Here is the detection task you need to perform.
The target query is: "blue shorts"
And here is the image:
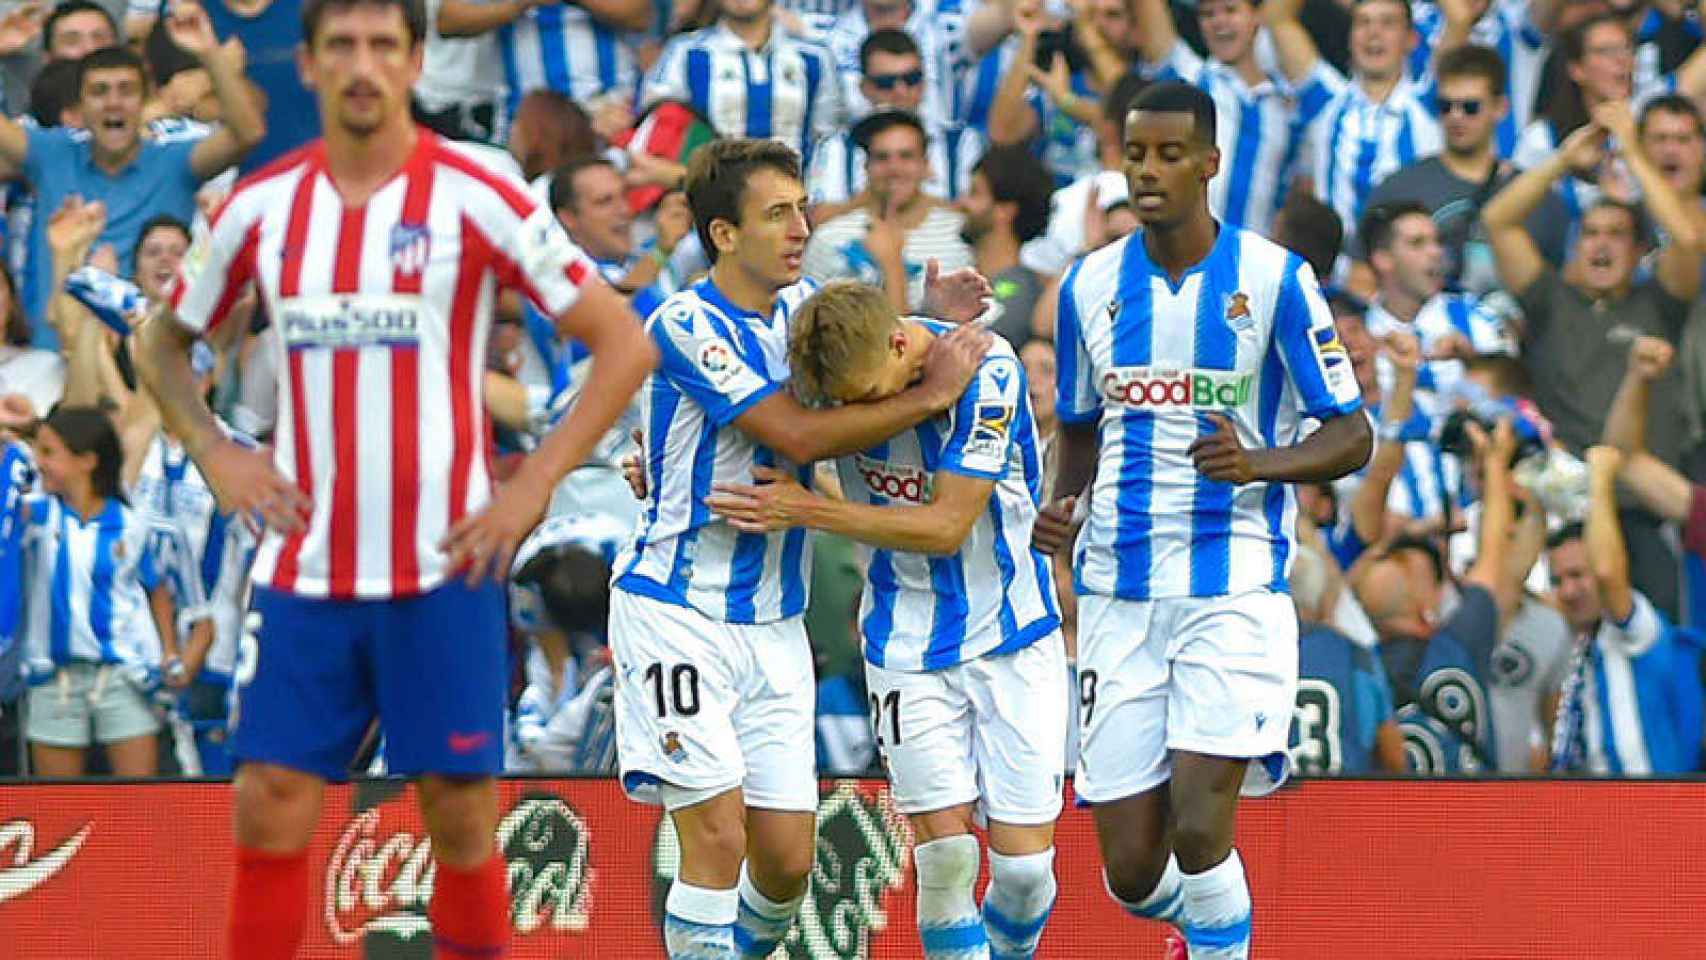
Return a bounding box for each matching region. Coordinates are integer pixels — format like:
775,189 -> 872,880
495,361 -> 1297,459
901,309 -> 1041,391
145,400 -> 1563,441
230,579 -> 507,781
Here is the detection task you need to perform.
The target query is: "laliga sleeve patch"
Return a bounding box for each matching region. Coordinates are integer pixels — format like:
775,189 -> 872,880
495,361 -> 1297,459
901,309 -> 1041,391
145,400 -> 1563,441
695,339 -> 742,390
963,402 -> 1015,464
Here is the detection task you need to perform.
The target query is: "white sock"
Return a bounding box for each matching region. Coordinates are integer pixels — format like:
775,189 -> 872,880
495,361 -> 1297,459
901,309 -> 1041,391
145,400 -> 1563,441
1107,854 -> 1185,927
982,848 -> 1057,960
914,835 -> 990,960
665,880 -> 738,960
734,860 -> 803,959
1180,850 -> 1252,960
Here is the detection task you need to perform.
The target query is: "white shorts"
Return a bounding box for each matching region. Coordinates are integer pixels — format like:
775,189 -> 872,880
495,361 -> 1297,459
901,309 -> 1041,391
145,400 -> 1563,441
26,663 -> 161,748
1075,590 -> 1298,805
866,632 -> 1068,825
609,589 -> 817,812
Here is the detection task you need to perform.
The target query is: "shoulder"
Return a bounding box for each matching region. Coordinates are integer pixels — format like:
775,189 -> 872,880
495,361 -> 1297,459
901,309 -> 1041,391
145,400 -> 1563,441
1063,234 -> 1129,298
437,138 -> 527,181
813,209 -> 867,242
432,135 -> 538,216
217,143 -> 319,220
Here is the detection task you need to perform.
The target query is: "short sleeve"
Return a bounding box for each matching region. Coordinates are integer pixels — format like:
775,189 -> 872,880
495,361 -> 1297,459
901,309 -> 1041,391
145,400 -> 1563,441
492,202 -> 597,320
1270,255 -> 1362,420
642,37 -> 691,108
21,125 -> 71,184
1294,61 -> 1347,129
650,299 -> 779,428
1155,39 -> 1205,83
1054,259 -> 1100,425
941,353 -> 1022,479
171,194 -> 261,335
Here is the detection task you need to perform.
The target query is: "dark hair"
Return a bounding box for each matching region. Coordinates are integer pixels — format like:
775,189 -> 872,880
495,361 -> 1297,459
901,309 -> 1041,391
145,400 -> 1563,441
1384,534 -> 1445,584
302,0 -> 425,47
972,144 -> 1053,243
75,46 -> 148,97
1359,200 -> 1432,256
509,89 -> 600,182
549,155 -> 619,213
0,260 -> 26,347
1585,196 -> 1649,244
29,59 -> 80,127
1543,14 -> 1631,140
44,1 -> 115,57
1275,192 -> 1344,280
145,15 -> 201,90
852,108 -> 926,152
1130,80 -> 1217,145
1104,71 -> 1150,129
42,406 -> 125,502
1639,93 -> 1706,141
685,138 -> 802,265
1546,521 -> 1585,552
515,545 -> 612,636
859,27 -> 920,74
1353,0 -> 1412,28
1464,353 -> 1533,398
133,214 -> 191,264
1436,43 -> 1507,98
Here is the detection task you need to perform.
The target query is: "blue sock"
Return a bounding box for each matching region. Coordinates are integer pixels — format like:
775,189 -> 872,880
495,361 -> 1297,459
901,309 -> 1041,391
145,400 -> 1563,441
915,835 -> 990,960
733,861 -> 803,958
665,880 -> 737,960
982,848 -> 1056,960
1108,854 -> 1184,927
1180,850 -> 1252,960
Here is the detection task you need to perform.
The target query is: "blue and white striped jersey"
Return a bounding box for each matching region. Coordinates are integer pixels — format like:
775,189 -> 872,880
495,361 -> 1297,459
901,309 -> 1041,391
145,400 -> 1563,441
17,495 -> 173,684
826,0 -> 971,127
1563,591 -> 1706,775
1154,40 -> 1299,237
0,442 -> 34,656
643,23 -> 843,165
1295,63 -> 1442,246
777,0 -> 861,41
1410,0 -> 1547,159
1056,227 -> 1364,600
615,277 -> 818,624
1366,292 -> 1510,419
837,325 -> 1060,672
498,6 -> 638,117
132,434 -> 259,683
806,122 -> 985,205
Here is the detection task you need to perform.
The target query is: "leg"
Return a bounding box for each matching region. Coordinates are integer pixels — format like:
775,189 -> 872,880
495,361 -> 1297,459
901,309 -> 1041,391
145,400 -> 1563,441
666,787 -> 748,959
417,775 -> 508,960
909,804 -> 988,960
734,806 -> 815,958
102,732 -> 159,777
230,761 -> 326,960
983,822 -> 1057,960
1092,785 -> 1183,925
1166,753 -> 1253,960
29,743 -> 87,776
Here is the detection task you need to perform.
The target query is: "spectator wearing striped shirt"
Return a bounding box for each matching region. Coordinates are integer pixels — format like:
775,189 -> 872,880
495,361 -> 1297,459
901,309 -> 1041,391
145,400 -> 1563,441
826,0 -> 972,128
1408,0 -> 1550,160
801,109 -> 975,313
1266,0 -> 1441,268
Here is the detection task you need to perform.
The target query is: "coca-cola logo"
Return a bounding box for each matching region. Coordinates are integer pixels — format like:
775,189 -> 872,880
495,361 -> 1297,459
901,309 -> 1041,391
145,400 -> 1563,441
0,819 -> 91,905
323,794 -> 593,946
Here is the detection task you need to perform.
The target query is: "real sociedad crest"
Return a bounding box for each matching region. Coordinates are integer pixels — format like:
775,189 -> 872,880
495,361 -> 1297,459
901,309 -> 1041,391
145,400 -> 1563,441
389,223 -> 431,277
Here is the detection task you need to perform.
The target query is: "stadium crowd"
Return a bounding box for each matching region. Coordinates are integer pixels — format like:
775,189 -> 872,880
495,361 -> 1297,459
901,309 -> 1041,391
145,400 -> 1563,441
1,0 -> 1705,782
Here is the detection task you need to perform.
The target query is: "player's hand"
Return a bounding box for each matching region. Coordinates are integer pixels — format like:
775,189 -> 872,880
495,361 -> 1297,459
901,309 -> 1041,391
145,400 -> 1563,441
917,322 -> 993,411
1629,336 -> 1674,381
440,464 -> 553,586
1425,330 -> 1473,363
1558,122 -> 1609,177
1031,494 -> 1082,556
198,436 -> 309,534
921,259 -> 993,325
622,428 -> 648,500
1592,99 -> 1638,149
705,465 -> 811,533
165,1 -> 221,59
654,191 -> 693,255
0,2 -> 45,57
1381,329 -> 1422,375
1188,413 -> 1256,484
864,193 -> 906,267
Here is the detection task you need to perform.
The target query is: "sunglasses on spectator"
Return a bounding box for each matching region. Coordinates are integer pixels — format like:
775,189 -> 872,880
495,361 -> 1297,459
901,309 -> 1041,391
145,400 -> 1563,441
869,69 -> 924,90
1434,97 -> 1484,117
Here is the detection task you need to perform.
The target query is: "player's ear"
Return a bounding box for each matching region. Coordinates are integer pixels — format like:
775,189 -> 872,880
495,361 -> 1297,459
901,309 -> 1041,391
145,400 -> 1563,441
890,329 -> 908,357
709,217 -> 738,257
1201,144 -> 1221,182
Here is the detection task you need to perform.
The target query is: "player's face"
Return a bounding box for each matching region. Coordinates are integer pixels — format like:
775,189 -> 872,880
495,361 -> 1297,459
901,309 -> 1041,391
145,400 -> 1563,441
1378,213 -> 1444,302
957,171 -> 997,244
1020,338 -> 1056,427
30,426 -> 92,498
300,4 -> 423,139
1547,539 -> 1604,632
862,0 -> 911,31
860,50 -> 926,114
1197,0 -> 1258,65
1331,308 -> 1379,402
1091,0 -> 1135,51
1571,205 -> 1640,296
134,225 -> 189,303
78,66 -> 145,159
1640,109 -> 1706,194
1568,22 -> 1635,104
1349,0 -> 1414,82
1435,75 -> 1504,156
722,167 -> 811,291
49,11 -> 115,63
865,125 -> 929,210
1123,110 -> 1218,229
562,165 -> 634,263
721,0 -> 772,24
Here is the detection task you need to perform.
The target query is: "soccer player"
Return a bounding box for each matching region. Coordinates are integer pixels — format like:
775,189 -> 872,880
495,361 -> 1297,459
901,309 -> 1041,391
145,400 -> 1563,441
1036,82 -> 1372,960
704,279 -> 1066,960
609,137 -> 992,960
134,0 -> 659,957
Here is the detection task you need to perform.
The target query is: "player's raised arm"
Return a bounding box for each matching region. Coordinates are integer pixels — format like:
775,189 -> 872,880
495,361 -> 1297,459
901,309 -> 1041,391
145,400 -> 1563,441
1603,337 -> 1692,524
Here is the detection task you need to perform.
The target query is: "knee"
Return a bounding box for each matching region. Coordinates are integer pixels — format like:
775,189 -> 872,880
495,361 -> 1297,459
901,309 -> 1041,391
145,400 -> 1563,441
751,840 -> 813,893
914,834 -> 981,891
1102,845 -> 1169,904
418,777 -> 499,865
1168,806 -> 1231,869
234,764 -> 322,852
677,807 -> 748,873
989,846 -> 1055,899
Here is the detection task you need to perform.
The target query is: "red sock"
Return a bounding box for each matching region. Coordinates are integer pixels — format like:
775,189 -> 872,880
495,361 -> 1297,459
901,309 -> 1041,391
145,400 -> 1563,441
430,852 -> 511,959
227,846 -> 309,960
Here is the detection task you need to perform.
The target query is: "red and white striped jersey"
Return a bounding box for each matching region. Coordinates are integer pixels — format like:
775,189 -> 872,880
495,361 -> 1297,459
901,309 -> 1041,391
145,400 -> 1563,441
171,129 -> 595,600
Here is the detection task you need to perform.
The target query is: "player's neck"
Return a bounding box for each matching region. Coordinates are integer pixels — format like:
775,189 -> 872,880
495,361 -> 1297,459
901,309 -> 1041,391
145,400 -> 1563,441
323,121 -> 420,207
1355,71 -> 1401,104
723,13 -> 773,50
1440,145 -> 1496,183
1224,51 -> 1264,88
711,259 -> 782,315
1142,212 -> 1219,283
61,485 -> 104,522
1378,286 -> 1425,323
975,230 -> 1020,276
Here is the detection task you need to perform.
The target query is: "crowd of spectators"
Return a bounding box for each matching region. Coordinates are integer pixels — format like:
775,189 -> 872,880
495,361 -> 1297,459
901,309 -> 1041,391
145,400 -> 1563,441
3,0 -> 1706,781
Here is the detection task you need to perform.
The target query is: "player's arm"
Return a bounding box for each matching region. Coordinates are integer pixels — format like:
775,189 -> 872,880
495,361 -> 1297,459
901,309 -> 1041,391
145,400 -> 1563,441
1596,101 -> 1706,299
987,3 -> 1043,146
1349,332 -> 1420,546
1461,420 -> 1519,621
173,3 -> 267,181
1262,0 -> 1322,86
709,465 -> 995,556
1035,262 -> 1103,554
1483,125 -> 1605,298
1584,445 -> 1636,625
1603,336 -> 1693,523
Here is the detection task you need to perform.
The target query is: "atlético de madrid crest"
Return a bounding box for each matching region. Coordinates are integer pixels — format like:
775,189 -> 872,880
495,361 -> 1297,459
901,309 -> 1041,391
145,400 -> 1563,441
389,223 -> 431,276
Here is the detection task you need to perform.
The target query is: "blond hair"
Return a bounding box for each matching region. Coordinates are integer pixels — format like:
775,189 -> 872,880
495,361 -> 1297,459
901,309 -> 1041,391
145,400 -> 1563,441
787,280 -> 902,403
